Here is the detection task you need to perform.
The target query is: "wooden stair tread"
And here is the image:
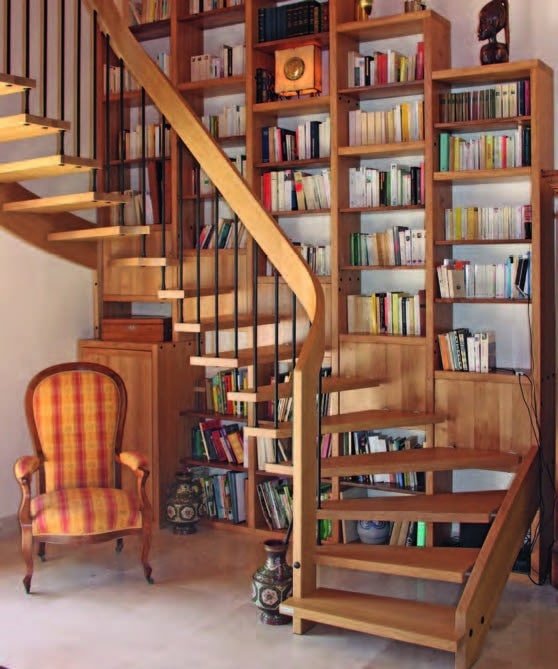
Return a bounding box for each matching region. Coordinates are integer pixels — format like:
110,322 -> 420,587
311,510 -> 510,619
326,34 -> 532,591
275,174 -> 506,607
158,287 -> 234,300
0,114 -> 70,142
0,155 -> 99,182
281,588 -> 459,652
228,375 -> 379,403
48,225 -> 150,241
0,73 -> 36,95
175,313 -> 276,334
317,491 -> 506,523
110,257 -> 177,267
5,192 -> 131,214
315,545 -> 480,583
320,447 -> 522,477
244,410 -> 445,439
190,343 -> 312,369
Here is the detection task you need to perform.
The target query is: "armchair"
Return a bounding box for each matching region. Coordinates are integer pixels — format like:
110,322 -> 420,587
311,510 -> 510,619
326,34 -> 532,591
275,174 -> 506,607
14,362 -> 153,593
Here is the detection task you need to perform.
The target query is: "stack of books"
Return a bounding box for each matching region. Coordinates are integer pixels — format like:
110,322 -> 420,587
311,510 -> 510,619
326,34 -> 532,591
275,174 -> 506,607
444,205 -> 531,240
438,329 -> 496,373
261,169 -> 331,212
347,291 -> 426,336
439,128 -> 531,171
347,43 -> 424,88
257,1 -> 329,42
349,227 -> 425,267
192,419 -> 245,465
198,470 -> 248,523
349,164 -> 424,208
261,119 -> 330,162
439,80 -> 530,122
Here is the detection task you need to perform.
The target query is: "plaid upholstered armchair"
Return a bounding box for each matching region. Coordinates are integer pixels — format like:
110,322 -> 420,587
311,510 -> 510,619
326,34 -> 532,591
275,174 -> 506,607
14,362 -> 153,593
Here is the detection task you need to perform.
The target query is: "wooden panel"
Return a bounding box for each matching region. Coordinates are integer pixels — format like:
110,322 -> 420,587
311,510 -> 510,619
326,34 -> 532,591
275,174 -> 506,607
7,192 -> 131,215
110,257 -> 176,267
281,588 -> 459,652
435,379 -> 534,454
338,141 -> 425,159
433,59 -> 550,84
318,491 -> 505,523
315,545 -> 479,583
48,225 -> 149,241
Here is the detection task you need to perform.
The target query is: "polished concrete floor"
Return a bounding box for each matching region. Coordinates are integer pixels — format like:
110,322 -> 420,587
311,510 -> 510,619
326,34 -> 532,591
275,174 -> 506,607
0,524 -> 557,669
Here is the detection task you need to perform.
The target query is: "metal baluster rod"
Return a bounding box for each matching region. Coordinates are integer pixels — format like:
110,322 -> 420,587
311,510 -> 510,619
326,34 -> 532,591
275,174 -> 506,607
5,0 -> 11,74
160,118 -> 167,290
177,142 -> 184,324
58,0 -> 65,156
104,33 -> 110,200
75,0 -> 82,157
252,243 -> 259,427
213,189 -> 220,356
91,10 -> 97,190
24,0 -> 30,114
195,162 -> 202,355
233,214 -> 239,358
118,58 -> 125,226
140,87 -> 147,256
42,0 -> 48,116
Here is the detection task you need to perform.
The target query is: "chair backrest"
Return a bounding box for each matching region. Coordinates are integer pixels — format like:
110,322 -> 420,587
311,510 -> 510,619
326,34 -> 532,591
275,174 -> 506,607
25,362 -> 127,493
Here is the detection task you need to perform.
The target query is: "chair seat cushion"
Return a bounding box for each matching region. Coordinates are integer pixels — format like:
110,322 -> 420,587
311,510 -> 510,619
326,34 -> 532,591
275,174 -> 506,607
31,488 -> 142,536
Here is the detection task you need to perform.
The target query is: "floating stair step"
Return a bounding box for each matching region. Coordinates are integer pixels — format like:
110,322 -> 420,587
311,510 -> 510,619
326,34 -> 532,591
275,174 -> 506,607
175,314 -> 276,334
228,375 -> 380,403
110,257 -> 177,267
317,491 -> 505,523
244,409 -> 445,439
0,114 -> 69,142
5,192 -> 131,214
0,73 -> 36,95
158,287 -> 234,300
263,447 -> 521,478
190,343 -> 311,369
0,155 -> 99,182
315,545 -> 480,584
48,225 -> 150,242
280,588 -> 459,652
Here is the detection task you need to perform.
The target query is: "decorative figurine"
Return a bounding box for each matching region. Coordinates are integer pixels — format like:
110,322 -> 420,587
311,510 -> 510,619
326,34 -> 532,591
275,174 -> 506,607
355,0 -> 374,22
478,0 -> 510,65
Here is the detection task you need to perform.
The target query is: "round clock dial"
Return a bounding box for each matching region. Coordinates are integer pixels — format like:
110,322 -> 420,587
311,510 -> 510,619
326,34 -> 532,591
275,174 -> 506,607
284,56 -> 305,81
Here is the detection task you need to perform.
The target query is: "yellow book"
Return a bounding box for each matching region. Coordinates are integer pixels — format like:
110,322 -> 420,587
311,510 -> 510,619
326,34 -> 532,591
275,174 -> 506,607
401,103 -> 410,142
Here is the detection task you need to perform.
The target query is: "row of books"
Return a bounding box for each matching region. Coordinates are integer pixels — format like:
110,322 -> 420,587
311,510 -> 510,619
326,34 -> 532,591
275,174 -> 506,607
444,205 -> 532,241
340,432 -> 424,490
261,169 -> 331,212
347,290 -> 426,337
127,0 -> 170,24
261,119 -> 331,163
347,43 -> 424,88
438,329 -> 496,373
198,470 -> 247,524
257,479 -> 292,530
263,366 -> 332,422
190,45 -> 245,82
196,156 -> 247,195
110,190 -> 156,226
439,80 -> 531,123
349,228 -> 426,267
348,102 -> 425,146
197,218 -> 248,250
255,68 -> 278,104
437,254 -> 531,299
192,419 -> 245,464
202,369 -> 249,418
188,0 -> 243,14
105,52 -> 169,95
120,123 -> 170,160
266,243 -> 331,277
202,105 -> 246,139
439,128 -> 531,171
257,0 -> 329,43
348,164 -> 424,209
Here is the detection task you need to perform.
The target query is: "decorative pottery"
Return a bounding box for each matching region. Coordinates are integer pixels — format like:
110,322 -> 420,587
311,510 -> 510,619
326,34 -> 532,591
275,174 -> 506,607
355,0 -> 374,22
165,469 -> 204,534
357,520 -> 391,544
251,540 -> 293,625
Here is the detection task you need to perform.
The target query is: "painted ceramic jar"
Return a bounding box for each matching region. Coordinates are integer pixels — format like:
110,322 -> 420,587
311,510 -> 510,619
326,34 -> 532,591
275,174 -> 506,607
251,540 -> 293,625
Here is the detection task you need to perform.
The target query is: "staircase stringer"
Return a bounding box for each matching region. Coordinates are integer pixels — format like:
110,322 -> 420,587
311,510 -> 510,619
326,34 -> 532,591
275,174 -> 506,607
454,446 -> 539,669
88,0 -> 325,606
0,182 -> 97,269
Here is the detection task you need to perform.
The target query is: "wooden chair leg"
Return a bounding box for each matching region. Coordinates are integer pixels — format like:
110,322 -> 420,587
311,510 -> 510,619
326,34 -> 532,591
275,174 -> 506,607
38,541 -> 46,561
116,538 -> 124,553
21,526 -> 34,594
141,526 -> 153,584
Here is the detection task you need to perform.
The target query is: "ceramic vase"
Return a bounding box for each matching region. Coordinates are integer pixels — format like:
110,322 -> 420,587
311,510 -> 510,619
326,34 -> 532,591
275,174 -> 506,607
166,469 -> 204,534
357,520 -> 391,544
251,540 -> 293,625
355,0 -> 374,22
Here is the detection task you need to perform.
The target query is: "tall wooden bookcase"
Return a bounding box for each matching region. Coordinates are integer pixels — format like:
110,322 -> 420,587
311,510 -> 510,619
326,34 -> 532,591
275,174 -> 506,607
88,1 -> 555,576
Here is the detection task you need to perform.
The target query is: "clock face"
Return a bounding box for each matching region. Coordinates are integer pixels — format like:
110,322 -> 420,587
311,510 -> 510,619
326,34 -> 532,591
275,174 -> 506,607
284,56 -> 305,82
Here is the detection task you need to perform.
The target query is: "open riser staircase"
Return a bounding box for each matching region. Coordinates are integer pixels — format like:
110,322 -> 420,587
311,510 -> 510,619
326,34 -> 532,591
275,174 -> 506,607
0,2 -> 547,667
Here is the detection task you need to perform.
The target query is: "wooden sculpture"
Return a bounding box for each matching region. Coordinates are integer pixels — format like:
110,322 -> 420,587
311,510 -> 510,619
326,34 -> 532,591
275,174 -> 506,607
478,0 -> 510,65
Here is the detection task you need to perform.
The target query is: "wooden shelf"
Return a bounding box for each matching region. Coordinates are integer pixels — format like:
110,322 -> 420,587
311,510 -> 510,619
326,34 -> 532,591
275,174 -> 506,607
253,95 -> 330,117
434,167 -> 532,182
180,409 -> 247,421
259,275 -> 331,284
436,239 -> 531,246
178,76 -> 246,96
129,19 -> 170,41
216,134 -> 246,146
339,80 -> 424,101
180,457 -> 247,473
255,32 -> 330,53
110,156 -> 170,167
340,204 -> 424,214
271,209 -> 330,217
340,334 -> 426,345
435,298 -> 530,304
180,5 -> 245,29
339,481 -> 424,495
341,265 -> 425,271
339,141 -> 425,159
182,248 -> 247,257
432,59 -> 548,85
337,10 -> 445,40
434,370 -> 528,384
435,116 -> 531,132
256,158 -> 330,169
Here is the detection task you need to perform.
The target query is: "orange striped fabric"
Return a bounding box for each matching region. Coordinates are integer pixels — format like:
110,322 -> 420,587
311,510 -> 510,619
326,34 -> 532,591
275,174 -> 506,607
32,370 -> 120,492
30,488 -> 141,536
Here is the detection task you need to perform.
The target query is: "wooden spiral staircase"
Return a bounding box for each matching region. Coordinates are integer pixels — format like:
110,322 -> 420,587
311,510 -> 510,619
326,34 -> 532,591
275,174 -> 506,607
0,2 -> 549,667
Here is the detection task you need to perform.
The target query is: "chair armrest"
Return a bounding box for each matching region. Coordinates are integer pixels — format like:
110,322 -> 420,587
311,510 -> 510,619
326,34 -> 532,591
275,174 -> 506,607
117,451 -> 149,472
14,455 -> 40,481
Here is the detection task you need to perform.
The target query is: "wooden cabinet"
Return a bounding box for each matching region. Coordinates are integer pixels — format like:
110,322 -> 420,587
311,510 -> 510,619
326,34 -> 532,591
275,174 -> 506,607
79,339 -> 197,526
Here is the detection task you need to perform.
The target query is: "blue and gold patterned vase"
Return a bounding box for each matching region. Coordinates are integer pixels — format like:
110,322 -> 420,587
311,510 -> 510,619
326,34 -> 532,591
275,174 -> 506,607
251,540 -> 293,625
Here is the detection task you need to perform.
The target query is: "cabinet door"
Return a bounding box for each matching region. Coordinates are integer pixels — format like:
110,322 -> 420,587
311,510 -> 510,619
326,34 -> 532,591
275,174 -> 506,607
80,348 -> 154,499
